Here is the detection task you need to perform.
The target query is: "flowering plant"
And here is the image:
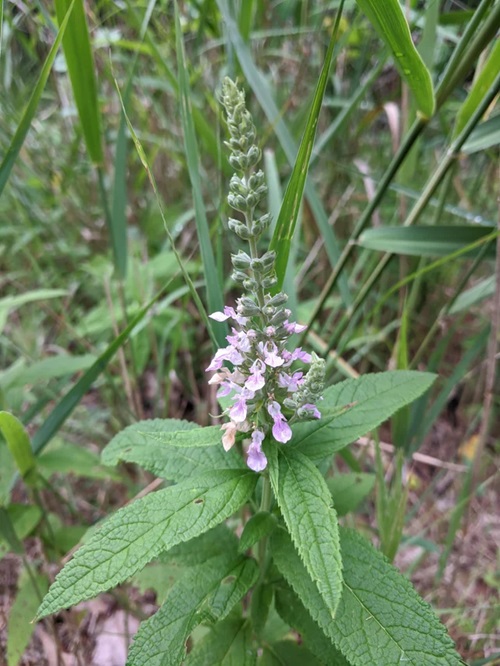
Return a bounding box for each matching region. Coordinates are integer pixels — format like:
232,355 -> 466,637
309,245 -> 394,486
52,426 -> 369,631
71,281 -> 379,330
207,79 -> 325,473
35,79 -> 461,666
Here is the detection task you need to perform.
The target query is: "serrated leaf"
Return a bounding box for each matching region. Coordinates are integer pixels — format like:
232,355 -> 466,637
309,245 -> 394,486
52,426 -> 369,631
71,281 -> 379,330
102,419 -> 243,480
274,587 -> 351,666
185,617 -> 256,666
128,556 -> 257,666
37,469 -> 257,619
272,528 -> 462,666
258,640 -> 324,666
291,371 -> 436,461
327,473 -> 375,517
7,570 -> 49,666
0,412 -> 36,483
269,447 -> 343,619
239,512 -> 278,554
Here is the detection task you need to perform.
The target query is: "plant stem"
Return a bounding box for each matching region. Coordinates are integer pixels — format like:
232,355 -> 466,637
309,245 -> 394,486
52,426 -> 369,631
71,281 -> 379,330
258,474 -> 272,579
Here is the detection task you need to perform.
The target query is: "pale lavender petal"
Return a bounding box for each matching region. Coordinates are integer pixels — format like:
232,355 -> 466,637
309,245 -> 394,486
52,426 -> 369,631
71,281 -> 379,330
247,444 -> 267,472
267,400 -> 282,420
216,381 -> 233,398
284,321 -> 307,334
300,403 -> 321,419
230,398 -> 247,423
272,419 -> 292,443
245,372 -> 265,391
290,347 -> 312,363
252,429 -> 265,446
259,342 -> 284,368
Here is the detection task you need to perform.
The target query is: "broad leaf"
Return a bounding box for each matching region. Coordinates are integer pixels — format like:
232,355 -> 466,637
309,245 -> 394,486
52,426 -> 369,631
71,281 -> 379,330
38,444 -> 120,481
268,447 -> 343,618
128,555 -> 258,666
273,591 -> 351,666
238,512 -> 278,554
0,505 -> 42,559
327,473 -> 375,517
290,371 -> 436,461
258,641 -> 324,666
185,617 -> 256,666
102,419 -> 243,481
37,469 -> 257,618
355,0 -> 435,118
272,528 -> 462,666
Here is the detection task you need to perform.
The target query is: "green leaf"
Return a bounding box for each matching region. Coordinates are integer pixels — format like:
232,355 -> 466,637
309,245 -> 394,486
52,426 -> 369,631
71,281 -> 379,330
36,469 -> 257,619
269,9 -> 342,290
38,444 -> 120,481
462,115 -> 500,154
9,354 -> 97,386
272,528 -> 462,666
7,570 -> 49,666
355,0 -> 435,118
268,447 -> 343,619
31,288 -> 166,457
449,276 -> 495,314
101,420 -> 243,481
0,412 -> 36,483
0,2 -> 75,197
128,556 -> 258,666
258,641 -> 324,666
174,1 -> 225,340
0,505 -> 42,559
290,371 -> 436,461
274,587 -> 351,666
54,0 -> 104,164
326,473 -> 375,517
238,512 -> 278,554
0,289 -> 67,336
358,226 -> 497,258
454,38 -> 500,138
185,617 -> 256,666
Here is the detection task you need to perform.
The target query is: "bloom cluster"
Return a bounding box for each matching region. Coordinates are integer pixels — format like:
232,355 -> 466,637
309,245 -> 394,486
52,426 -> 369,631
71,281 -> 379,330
206,78 -> 324,472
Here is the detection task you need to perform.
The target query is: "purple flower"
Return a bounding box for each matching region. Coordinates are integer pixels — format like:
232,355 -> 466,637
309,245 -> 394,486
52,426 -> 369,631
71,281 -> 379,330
267,400 -> 292,443
209,306 -> 248,326
284,320 -> 307,334
282,347 -> 312,366
278,371 -> 304,392
229,397 -> 247,423
272,419 -> 292,443
299,403 -> 321,419
258,341 -> 284,368
245,359 -> 266,391
247,429 -> 267,472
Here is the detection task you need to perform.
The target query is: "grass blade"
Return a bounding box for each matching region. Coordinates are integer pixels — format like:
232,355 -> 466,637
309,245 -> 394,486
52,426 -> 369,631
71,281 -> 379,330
174,1 -> 225,340
54,0 -> 104,165
0,0 -> 75,197
355,0 -> 435,118
269,1 -> 345,290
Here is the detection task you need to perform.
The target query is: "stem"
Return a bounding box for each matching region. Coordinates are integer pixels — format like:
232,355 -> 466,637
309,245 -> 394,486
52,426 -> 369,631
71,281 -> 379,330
258,474 -> 273,580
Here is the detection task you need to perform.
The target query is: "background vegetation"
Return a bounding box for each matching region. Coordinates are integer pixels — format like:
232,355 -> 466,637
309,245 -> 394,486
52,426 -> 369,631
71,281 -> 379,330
0,0 -> 498,663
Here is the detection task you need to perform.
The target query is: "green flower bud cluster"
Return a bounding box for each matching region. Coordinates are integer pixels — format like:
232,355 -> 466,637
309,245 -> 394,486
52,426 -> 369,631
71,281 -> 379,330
284,352 -> 326,413
220,76 -> 278,301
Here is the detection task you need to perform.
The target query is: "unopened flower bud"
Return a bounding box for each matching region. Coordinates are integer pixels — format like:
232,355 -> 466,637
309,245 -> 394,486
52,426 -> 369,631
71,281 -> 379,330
239,297 -> 260,316
261,275 -> 278,289
231,251 -> 252,270
266,292 -> 288,307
